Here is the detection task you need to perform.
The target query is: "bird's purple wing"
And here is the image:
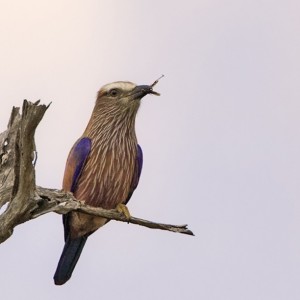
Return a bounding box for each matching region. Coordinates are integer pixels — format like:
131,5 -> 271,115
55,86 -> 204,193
62,137 -> 91,240
62,137 -> 92,193
125,144 -> 143,204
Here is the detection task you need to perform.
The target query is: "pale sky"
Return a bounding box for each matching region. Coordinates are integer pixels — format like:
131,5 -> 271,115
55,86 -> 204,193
1,1 -> 300,299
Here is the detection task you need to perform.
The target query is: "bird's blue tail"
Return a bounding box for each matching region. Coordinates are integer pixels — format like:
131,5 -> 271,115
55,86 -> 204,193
54,235 -> 88,285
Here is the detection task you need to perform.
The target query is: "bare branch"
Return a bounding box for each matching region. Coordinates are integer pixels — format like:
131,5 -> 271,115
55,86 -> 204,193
33,187 -> 194,236
0,100 -> 49,242
0,100 -> 194,244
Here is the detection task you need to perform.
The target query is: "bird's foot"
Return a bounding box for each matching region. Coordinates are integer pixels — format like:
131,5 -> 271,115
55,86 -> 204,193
116,203 -> 131,222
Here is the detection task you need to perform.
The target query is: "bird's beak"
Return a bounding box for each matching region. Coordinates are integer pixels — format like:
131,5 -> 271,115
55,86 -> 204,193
131,85 -> 160,100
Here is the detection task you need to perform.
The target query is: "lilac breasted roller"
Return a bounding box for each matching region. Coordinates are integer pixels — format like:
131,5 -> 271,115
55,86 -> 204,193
54,81 -> 160,285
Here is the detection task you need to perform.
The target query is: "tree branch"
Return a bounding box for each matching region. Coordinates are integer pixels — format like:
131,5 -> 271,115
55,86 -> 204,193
0,100 -> 194,244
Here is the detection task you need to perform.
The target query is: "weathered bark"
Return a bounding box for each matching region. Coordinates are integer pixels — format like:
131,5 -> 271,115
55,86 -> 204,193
0,100 -> 194,244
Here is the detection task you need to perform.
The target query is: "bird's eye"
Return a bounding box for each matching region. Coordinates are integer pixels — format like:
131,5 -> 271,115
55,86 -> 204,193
109,89 -> 119,97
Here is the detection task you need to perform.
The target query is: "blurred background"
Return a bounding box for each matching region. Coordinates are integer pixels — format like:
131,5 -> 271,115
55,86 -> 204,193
0,1 -> 300,299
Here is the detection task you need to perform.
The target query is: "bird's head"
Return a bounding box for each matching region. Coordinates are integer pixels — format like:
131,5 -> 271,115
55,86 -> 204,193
84,78 -> 162,137
95,81 -> 160,114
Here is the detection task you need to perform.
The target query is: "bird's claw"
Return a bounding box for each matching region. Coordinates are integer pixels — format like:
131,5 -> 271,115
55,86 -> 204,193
116,203 -> 131,222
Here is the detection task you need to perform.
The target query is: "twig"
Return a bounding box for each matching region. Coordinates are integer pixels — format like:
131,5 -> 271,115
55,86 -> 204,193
33,187 -> 194,236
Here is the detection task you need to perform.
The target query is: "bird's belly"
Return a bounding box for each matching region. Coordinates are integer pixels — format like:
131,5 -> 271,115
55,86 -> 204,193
69,211 -> 107,238
74,146 -> 135,209
69,148 -> 136,238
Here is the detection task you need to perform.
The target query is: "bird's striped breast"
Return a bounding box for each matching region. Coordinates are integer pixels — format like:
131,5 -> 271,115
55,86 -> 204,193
73,132 -> 137,209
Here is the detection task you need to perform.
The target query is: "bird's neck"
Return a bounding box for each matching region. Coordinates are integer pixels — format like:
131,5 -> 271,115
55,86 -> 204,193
83,104 -> 138,145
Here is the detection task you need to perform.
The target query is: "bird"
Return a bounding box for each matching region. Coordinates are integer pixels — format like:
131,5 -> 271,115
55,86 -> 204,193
53,79 -> 161,285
